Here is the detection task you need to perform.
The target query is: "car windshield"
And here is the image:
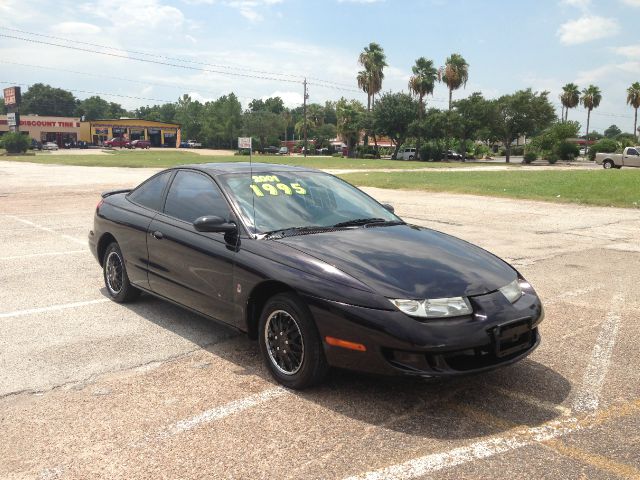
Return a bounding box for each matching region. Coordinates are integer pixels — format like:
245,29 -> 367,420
218,171 -> 401,236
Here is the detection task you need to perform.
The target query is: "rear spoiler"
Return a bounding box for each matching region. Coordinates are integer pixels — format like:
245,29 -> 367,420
101,188 -> 132,198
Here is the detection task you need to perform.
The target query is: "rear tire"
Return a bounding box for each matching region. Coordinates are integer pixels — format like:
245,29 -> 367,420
103,242 -> 140,303
603,160 -> 614,169
258,293 -> 328,389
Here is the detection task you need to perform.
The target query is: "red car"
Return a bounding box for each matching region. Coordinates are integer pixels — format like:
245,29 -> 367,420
104,137 -> 130,148
129,140 -> 151,149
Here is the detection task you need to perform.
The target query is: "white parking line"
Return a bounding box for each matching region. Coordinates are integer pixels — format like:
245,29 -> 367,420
343,417 -> 581,480
6,215 -> 87,246
164,387 -> 287,436
572,295 -> 623,413
0,299 -> 109,319
490,386 -> 572,416
0,250 -> 87,260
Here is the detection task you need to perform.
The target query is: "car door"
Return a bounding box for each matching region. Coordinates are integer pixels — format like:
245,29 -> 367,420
147,170 -> 237,324
624,148 -> 640,167
123,170 -> 173,288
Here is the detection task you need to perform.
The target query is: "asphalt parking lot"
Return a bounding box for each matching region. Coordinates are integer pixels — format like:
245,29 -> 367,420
1,160 -> 639,480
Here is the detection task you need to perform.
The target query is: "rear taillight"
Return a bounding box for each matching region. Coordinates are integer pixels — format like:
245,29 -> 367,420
96,199 -> 104,210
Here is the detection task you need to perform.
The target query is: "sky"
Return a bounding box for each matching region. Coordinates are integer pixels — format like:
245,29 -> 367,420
0,0 -> 639,133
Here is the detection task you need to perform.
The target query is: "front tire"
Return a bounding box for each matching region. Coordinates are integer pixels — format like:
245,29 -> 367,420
259,293 -> 328,389
103,242 -> 140,303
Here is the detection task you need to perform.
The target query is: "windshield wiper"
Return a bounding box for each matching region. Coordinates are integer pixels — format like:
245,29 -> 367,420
262,225 -> 331,239
332,218 -> 404,228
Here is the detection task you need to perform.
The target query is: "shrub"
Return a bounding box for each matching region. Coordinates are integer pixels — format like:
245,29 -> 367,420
363,153 -> 376,159
0,132 -> 31,153
523,150 -> 538,164
235,149 -> 251,156
332,152 -> 343,158
546,152 -> 559,164
555,141 -> 580,160
510,145 -> 525,156
588,138 -> 618,161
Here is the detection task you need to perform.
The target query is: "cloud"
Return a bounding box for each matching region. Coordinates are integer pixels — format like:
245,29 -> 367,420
557,15 -> 619,45
79,0 -> 185,30
50,21 -> 102,35
226,0 -> 282,22
561,0 -> 590,8
621,0 -> 640,5
264,90 -> 303,108
613,44 -> 640,58
338,0 -> 384,3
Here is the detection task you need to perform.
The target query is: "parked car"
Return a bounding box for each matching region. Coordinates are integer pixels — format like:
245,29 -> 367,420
129,139 -> 151,149
596,146 -> 640,169
317,147 -> 330,155
90,163 -> 543,389
261,146 -> 279,155
278,146 -> 289,155
180,140 -> 202,148
396,147 -> 417,160
104,137 -> 130,148
42,142 -> 59,151
446,150 -> 463,160
30,139 -> 42,150
77,141 -> 89,149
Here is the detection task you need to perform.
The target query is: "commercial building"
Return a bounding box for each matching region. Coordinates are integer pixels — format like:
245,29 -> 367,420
0,115 -> 81,146
79,118 -> 181,147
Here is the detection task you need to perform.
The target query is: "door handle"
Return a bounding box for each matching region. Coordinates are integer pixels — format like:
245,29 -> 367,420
151,230 -> 164,240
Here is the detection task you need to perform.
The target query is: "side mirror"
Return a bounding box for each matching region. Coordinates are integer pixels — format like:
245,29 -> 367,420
382,203 -> 395,213
194,216 -> 237,233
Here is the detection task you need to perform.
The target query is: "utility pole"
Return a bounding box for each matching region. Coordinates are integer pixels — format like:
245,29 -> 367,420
303,78 -> 308,158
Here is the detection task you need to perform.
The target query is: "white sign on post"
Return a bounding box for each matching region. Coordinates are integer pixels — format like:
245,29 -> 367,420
238,137 -> 252,149
7,112 -> 17,127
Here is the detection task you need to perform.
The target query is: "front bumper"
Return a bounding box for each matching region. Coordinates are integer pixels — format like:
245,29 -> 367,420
303,288 -> 544,377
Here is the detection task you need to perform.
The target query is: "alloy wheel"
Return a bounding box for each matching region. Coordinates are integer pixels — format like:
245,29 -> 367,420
264,310 -> 305,375
105,251 -> 124,294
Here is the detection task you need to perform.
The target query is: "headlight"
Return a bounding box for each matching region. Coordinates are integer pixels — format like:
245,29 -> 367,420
389,297 -> 472,318
499,278 -> 524,303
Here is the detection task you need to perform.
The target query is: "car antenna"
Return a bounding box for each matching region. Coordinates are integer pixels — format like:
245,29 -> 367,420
240,135 -> 256,237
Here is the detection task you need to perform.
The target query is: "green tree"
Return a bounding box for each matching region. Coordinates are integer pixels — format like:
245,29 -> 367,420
604,124 -> 622,138
441,53 -> 469,110
336,98 -> 365,157
21,83 -> 77,116
175,94 -> 204,140
357,42 -> 387,147
453,92 -> 489,160
249,97 -> 285,114
77,96 -> 110,120
488,89 -> 556,163
201,93 -> 242,148
242,111 -> 284,149
408,57 -> 439,158
560,83 -> 580,122
373,92 -> 418,159
314,123 -> 337,149
581,85 -> 602,153
627,81 -> 640,140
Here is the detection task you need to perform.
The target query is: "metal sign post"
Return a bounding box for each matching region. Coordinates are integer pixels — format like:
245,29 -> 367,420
238,136 -> 255,234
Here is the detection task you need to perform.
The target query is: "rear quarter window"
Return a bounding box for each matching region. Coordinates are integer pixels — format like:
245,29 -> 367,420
127,171 -> 172,211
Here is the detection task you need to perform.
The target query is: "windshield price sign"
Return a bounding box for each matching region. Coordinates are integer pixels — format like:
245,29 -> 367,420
238,137 -> 252,149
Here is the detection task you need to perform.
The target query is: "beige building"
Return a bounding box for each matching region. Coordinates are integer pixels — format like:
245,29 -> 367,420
0,115 -> 81,146
79,118 -> 181,148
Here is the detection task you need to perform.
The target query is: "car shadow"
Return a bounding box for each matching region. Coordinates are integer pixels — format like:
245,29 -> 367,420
114,291 -> 573,441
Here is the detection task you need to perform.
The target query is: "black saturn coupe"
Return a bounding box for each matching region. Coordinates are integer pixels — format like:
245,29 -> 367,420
89,163 -> 544,389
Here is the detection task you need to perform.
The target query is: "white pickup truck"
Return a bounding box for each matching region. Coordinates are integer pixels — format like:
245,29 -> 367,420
595,146 -> 640,169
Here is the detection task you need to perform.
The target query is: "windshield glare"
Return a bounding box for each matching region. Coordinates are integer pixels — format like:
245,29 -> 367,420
219,171 -> 400,235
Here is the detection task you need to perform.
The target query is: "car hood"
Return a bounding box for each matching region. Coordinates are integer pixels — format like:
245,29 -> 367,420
275,224 -> 516,299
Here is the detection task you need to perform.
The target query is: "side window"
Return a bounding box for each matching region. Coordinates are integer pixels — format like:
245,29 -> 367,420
627,148 -> 638,156
128,171 -> 171,211
164,171 -> 231,223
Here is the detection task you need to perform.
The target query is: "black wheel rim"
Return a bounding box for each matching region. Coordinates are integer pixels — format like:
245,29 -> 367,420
264,310 -> 304,375
105,251 -> 124,294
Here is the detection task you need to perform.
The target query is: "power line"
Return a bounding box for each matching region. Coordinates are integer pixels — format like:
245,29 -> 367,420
0,59 -> 257,102
0,81 -> 175,104
0,26 -> 358,91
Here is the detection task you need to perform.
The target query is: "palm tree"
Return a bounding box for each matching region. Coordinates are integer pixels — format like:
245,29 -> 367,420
441,53 -> 469,110
357,42 -> 387,147
581,85 -> 602,153
560,83 -> 580,122
408,57 -> 439,159
627,82 -> 640,141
